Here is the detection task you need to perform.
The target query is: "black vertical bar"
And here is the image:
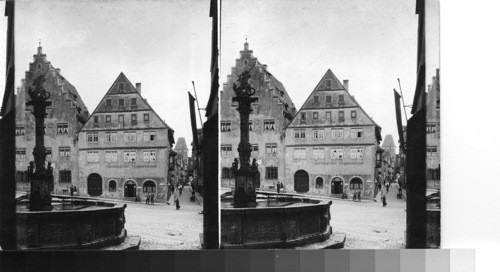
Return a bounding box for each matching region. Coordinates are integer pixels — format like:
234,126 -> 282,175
0,0 -> 17,250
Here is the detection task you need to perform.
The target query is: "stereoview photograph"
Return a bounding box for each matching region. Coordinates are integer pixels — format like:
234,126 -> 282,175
219,0 -> 439,249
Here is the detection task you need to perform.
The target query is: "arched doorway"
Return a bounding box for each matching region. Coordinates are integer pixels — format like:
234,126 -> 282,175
349,177 -> 363,190
143,180 -> 156,193
87,173 -> 103,196
294,170 -> 309,193
331,177 -> 343,194
124,180 -> 136,197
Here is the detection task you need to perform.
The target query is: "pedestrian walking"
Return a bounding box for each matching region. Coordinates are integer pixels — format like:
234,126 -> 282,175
353,190 -> 357,201
179,184 -> 183,196
174,189 -> 181,210
276,181 -> 282,194
150,193 -> 154,205
70,185 -> 74,197
357,190 -> 361,202
146,193 -> 150,205
382,195 -> 387,207
385,181 -> 390,193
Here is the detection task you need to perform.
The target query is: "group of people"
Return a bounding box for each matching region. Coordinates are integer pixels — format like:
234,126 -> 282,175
352,189 -> 362,202
145,193 -> 155,205
276,181 -> 284,193
69,185 -> 77,197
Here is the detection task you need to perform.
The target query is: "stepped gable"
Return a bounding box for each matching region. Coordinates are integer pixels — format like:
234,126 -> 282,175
80,72 -> 173,133
382,134 -> 396,148
23,45 -> 88,116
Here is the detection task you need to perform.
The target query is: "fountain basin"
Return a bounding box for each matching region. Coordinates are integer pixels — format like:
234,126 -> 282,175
221,192 -> 333,249
16,196 -> 128,250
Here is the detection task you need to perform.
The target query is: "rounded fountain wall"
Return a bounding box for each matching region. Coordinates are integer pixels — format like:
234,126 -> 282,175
16,197 -> 127,250
221,192 -> 332,249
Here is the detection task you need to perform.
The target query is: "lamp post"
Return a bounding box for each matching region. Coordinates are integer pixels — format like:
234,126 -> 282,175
26,75 -> 53,211
232,71 -> 259,208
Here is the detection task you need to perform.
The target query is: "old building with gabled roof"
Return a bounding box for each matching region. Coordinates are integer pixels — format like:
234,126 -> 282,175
284,69 -> 382,198
220,41 -> 296,190
77,72 -> 175,201
15,44 -> 89,194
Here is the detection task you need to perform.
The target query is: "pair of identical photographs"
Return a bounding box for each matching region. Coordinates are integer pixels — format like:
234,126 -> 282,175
0,0 -> 439,250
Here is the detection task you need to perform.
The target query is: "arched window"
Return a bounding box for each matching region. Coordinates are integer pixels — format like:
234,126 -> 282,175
350,177 -> 363,190
243,59 -> 248,65
108,180 -> 117,192
315,177 -> 324,188
143,180 -> 156,193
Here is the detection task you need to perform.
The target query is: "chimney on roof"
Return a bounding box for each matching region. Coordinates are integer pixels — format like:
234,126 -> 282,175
263,64 -> 268,71
56,68 -> 61,74
136,83 -> 141,94
343,80 -> 349,91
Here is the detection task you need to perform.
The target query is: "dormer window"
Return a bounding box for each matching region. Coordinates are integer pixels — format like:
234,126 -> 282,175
313,95 -> 319,104
326,79 -> 332,87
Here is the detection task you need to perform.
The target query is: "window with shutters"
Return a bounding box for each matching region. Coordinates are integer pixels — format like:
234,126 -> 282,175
46,148 -> 52,159
351,110 -> 357,119
124,131 -> 137,142
144,113 -> 149,122
426,123 -> 437,133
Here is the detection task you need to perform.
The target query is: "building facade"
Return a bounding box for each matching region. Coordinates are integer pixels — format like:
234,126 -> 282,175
15,45 -> 89,194
77,73 -> 175,201
220,41 -> 296,190
284,69 -> 382,198
426,69 -> 440,189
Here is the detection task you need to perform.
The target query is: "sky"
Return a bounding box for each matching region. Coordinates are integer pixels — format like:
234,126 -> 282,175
221,0 -> 439,151
9,0 -> 214,155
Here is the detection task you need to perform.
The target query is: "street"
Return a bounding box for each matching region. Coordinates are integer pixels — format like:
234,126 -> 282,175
330,184 -> 406,249
123,186 -> 203,250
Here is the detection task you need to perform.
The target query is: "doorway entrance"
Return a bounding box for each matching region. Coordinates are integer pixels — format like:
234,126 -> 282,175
331,177 -> 343,194
294,170 -> 309,193
124,180 -> 136,197
87,173 -> 103,196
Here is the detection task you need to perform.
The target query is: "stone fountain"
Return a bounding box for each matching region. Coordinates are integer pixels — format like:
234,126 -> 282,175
220,71 -> 345,249
16,75 -> 139,250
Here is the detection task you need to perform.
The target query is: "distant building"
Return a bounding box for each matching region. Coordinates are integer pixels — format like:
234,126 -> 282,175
284,69 -> 382,198
381,134 -> 397,181
77,72 -> 175,201
15,45 -> 89,194
220,41 -> 296,190
426,69 -> 440,189
174,137 -> 189,183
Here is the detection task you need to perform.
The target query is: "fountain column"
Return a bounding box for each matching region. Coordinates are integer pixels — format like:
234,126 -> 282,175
26,75 -> 53,211
232,71 -> 258,208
